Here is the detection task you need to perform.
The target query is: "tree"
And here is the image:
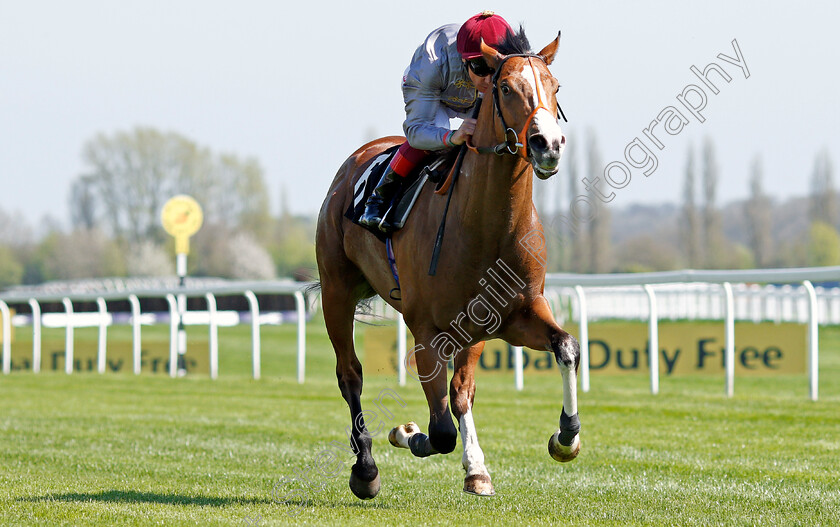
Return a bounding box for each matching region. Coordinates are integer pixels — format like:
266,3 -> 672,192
37,228 -> 125,281
809,149 -> 837,227
0,245 -> 24,289
543,136 -> 572,272
807,221 -> 840,267
615,235 -> 680,272
586,134 -> 612,273
701,138 -> 725,268
567,140 -> 587,273
0,207 -> 34,247
272,215 -> 317,279
73,127 -> 272,248
745,156 -> 773,267
69,176 -> 97,231
228,233 -> 277,280
125,241 -> 174,277
546,141 -> 566,273
203,154 -> 273,243
680,146 -> 702,267
0,206 -> 37,286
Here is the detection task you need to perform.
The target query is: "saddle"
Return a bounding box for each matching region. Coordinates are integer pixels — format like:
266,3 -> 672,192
345,145 -> 460,241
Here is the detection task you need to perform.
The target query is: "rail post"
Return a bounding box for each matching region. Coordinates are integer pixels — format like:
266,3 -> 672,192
294,290 -> 306,384
723,282 -> 735,397
803,280 -> 819,401
165,294 -> 178,378
29,299 -> 41,373
397,312 -> 407,386
206,293 -> 218,379
244,291 -> 261,380
574,286 -> 589,393
96,297 -> 108,374
62,298 -> 74,374
128,295 -> 141,375
0,300 -> 10,374
644,285 -> 659,395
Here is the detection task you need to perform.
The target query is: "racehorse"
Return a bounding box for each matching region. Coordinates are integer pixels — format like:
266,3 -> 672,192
314,28 -> 580,499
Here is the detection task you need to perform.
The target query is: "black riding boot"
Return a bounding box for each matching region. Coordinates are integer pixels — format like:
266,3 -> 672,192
359,167 -> 403,232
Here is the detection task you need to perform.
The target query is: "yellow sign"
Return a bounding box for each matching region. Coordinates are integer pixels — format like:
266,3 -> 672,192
7,338 -> 209,374
364,321 -> 806,377
161,195 -> 203,254
571,321 -> 806,376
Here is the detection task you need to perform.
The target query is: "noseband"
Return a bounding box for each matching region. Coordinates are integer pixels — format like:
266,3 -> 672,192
467,53 -> 567,158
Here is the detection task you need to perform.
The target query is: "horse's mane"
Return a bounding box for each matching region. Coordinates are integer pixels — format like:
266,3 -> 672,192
496,25 -> 531,56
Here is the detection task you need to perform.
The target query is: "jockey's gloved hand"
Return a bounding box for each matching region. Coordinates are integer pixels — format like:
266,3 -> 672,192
450,118 -> 477,146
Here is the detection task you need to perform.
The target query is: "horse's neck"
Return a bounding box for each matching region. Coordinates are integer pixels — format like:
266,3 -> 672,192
456,104 -> 535,249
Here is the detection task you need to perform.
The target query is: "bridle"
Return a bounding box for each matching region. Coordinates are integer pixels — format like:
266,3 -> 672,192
467,53 -> 567,158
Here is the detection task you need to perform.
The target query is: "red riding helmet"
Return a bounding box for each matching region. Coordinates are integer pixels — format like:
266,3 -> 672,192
457,11 -> 513,60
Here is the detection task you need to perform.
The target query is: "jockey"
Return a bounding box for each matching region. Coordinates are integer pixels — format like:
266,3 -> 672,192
359,11 -> 513,232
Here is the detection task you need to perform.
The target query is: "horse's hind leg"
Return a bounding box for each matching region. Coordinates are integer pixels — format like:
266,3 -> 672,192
320,270 -> 381,499
450,342 -> 495,496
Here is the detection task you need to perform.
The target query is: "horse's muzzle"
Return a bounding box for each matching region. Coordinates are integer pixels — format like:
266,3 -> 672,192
529,133 -> 565,179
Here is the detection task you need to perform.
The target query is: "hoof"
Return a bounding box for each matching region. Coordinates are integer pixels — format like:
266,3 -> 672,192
349,471 -> 381,500
548,429 -> 581,463
388,421 -> 419,448
463,474 -> 495,497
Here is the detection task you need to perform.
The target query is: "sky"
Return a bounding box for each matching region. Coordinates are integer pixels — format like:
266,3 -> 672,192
1,1 -> 839,229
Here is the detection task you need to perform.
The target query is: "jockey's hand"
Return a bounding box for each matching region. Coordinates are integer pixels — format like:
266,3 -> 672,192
450,118 -> 477,145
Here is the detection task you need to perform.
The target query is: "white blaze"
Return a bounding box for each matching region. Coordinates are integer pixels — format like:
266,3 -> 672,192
519,62 -> 564,147
520,61 -> 543,109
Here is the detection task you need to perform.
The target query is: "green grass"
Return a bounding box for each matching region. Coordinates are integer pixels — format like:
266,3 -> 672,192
1,318 -> 839,526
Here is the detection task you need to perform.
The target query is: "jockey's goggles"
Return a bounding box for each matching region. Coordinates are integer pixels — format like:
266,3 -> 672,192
466,58 -> 495,77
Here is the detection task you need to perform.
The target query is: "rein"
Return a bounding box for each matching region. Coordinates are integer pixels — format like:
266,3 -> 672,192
428,102 -> 482,276
467,53 -> 567,158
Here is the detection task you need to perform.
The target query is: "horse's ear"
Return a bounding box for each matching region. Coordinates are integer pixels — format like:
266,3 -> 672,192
538,31 -> 561,65
480,39 -> 504,69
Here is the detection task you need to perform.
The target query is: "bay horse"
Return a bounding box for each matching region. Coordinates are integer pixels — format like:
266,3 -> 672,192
314,28 -> 580,499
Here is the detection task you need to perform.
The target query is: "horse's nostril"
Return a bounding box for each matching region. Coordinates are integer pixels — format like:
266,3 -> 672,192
529,134 -> 548,152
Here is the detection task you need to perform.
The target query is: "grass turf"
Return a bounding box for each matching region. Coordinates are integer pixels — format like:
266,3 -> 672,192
1,319 -> 838,526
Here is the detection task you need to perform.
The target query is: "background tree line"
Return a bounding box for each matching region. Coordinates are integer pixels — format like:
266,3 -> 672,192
0,127 -> 316,289
536,133 -> 838,273
0,126 -> 837,290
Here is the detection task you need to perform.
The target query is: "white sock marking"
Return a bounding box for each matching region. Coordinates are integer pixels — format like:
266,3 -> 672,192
459,407 -> 489,477
392,422 -> 419,449
560,363 -> 578,416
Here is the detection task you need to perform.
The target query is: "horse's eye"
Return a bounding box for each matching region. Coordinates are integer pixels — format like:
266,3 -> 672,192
501,85 -> 511,96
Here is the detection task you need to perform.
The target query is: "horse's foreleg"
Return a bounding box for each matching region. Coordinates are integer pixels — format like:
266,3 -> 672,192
505,295 -> 582,463
450,342 -> 494,496
547,329 -> 582,462
388,329 -> 457,457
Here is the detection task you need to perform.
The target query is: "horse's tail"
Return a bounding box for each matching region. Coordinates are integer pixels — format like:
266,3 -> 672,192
303,280 -> 321,297
306,279 -> 382,324
354,296 -> 379,322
